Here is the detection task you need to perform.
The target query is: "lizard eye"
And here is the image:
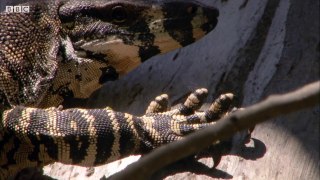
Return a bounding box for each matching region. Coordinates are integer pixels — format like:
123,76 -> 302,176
64,21 -> 75,30
111,6 -> 127,24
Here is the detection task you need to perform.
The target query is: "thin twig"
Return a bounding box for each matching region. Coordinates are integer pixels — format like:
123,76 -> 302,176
110,81 -> 320,180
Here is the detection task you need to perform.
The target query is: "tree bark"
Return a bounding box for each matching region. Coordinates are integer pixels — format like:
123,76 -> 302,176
86,1 -> 320,179
1,0 -> 319,179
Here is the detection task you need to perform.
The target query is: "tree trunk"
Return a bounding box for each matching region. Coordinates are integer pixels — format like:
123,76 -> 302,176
87,0 -> 320,179
1,0 -> 319,179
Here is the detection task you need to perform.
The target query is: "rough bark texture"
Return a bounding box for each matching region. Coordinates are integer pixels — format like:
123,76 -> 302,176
1,0 -> 319,179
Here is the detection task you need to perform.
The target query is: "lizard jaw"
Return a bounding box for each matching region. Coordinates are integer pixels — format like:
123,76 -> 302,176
51,0 -> 219,104
66,1 -> 219,74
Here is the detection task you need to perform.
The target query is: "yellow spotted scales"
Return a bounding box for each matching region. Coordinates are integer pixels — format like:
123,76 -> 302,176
0,0 -> 240,178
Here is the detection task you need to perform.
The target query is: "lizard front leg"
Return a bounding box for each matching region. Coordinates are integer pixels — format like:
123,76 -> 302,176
0,89 -> 236,179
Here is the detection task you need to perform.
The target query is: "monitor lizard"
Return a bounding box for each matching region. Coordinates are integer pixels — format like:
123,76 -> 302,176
0,0 -> 240,178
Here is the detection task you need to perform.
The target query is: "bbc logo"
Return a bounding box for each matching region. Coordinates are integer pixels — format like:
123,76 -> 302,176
5,6 -> 30,13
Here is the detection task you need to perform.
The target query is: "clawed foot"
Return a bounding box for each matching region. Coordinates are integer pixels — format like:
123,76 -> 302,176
141,88 -> 252,167
142,88 -> 250,166
145,88 -> 235,123
140,88 -> 243,148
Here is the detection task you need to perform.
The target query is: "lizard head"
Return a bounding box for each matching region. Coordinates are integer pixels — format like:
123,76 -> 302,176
0,1 -> 219,109
59,0 -> 219,75
36,0 -> 219,108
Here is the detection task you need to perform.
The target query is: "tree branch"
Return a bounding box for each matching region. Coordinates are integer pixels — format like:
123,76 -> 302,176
110,81 -> 320,180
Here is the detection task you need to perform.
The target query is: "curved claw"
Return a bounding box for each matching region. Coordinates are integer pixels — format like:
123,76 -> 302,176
179,88 -> 208,115
161,88 -> 209,116
146,94 -> 169,114
204,93 -> 234,122
141,89 -> 237,150
171,92 -> 235,124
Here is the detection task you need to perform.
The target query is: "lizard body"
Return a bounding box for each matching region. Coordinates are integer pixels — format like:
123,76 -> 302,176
0,0 -> 234,179
0,0 -> 218,109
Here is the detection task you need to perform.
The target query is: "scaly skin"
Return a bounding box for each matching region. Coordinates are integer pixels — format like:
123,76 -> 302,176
0,0 -> 224,178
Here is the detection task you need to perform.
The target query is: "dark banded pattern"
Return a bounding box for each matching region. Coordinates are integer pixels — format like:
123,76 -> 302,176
1,0 -> 221,179
0,89 -> 236,178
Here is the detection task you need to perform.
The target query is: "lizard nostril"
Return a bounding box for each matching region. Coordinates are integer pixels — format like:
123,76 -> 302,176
111,6 -> 128,24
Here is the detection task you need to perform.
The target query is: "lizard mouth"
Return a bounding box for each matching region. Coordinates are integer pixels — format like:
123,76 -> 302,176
72,7 -> 219,66
69,2 -> 219,47
67,1 -> 219,72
